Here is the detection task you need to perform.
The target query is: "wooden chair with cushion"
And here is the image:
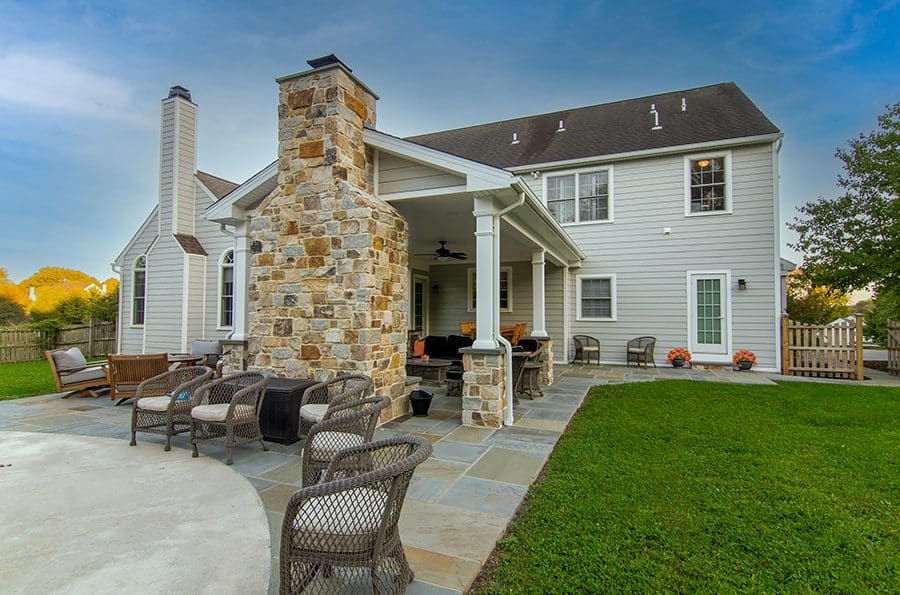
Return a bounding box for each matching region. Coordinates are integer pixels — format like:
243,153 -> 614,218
105,353 -> 170,405
45,348 -> 109,398
459,321 -> 476,338
572,335 -> 601,365
511,323 -> 528,345
626,336 -> 657,368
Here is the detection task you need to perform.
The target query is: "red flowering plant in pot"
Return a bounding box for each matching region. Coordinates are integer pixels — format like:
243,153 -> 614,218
666,347 -> 692,368
733,350 -> 756,370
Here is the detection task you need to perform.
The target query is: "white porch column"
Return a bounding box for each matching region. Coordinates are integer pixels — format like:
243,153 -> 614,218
531,250 -> 548,337
473,194 -> 497,349
231,220 -> 251,341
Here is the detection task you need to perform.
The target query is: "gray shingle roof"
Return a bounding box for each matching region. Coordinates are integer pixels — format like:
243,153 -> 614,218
406,82 -> 780,169
174,234 -> 208,256
197,171 -> 240,199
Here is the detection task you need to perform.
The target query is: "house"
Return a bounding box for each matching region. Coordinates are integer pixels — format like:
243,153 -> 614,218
113,55 -> 784,427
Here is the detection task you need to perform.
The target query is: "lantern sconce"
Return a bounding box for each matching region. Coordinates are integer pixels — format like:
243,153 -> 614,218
737,279 -> 747,291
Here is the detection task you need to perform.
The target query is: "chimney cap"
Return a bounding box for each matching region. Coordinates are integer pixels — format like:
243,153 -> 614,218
306,54 -> 351,72
168,85 -> 192,101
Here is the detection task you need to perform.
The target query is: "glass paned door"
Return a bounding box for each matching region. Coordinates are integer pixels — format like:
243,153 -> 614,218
690,273 -> 727,355
412,275 -> 428,332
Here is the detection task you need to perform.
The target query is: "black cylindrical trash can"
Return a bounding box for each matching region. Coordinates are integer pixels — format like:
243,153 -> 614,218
409,389 -> 433,417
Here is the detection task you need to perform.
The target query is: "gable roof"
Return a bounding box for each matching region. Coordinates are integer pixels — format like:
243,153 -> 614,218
173,233 -> 208,256
196,171 -> 239,199
406,82 -> 780,170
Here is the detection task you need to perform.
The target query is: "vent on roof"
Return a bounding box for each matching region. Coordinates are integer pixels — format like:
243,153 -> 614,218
306,54 -> 351,71
650,103 -> 662,131
168,85 -> 191,101
681,97 -> 687,112
557,119 -> 566,133
511,132 -> 520,144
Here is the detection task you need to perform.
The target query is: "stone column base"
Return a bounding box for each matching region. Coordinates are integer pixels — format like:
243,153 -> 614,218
527,336 -> 554,386
460,347 -> 506,429
221,340 -> 248,375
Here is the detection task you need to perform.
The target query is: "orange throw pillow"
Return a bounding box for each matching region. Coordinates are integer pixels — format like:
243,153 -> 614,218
413,340 -> 426,357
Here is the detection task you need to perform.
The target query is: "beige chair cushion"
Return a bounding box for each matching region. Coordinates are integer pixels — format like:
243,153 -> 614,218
627,347 -> 646,354
300,403 -> 329,423
292,488 -> 387,537
582,346 -> 600,352
53,347 -> 88,371
137,396 -> 173,412
192,403 -> 255,422
60,365 -> 107,386
308,431 -> 364,460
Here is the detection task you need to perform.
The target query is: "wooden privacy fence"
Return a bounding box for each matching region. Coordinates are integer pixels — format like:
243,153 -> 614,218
781,314 -> 864,380
0,319 -> 116,364
888,320 -> 899,376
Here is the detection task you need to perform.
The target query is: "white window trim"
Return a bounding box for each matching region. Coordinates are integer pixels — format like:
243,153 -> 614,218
541,165 -> 615,226
576,273 -> 617,321
410,273 -> 429,334
686,270 -> 734,362
131,255 -> 147,328
467,266 -> 513,313
217,249 -> 235,330
683,150 -> 733,217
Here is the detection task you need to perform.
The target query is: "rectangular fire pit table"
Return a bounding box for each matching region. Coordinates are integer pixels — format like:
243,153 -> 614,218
405,358 -> 453,386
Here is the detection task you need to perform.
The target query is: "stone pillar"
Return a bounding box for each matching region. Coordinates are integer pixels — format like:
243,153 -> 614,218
461,347 -> 506,429
221,340 -> 248,374
528,336 -> 553,386
245,56 -> 410,422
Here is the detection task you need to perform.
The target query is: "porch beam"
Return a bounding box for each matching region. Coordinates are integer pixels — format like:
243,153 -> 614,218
473,195 -> 497,349
532,250 -> 548,337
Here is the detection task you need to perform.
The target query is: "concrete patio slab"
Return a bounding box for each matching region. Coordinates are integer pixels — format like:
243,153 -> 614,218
0,431 -> 270,594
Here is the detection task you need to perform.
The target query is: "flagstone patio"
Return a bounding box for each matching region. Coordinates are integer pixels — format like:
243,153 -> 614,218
2,363 -> 891,593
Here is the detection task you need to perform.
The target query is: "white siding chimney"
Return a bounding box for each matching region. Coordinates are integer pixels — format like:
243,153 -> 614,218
158,86 -> 197,236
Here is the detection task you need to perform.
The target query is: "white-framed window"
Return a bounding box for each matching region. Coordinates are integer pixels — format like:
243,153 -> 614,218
218,250 -> 235,329
467,267 -> 512,313
132,255 -> 146,326
684,151 -> 732,216
576,274 -> 616,321
543,166 -> 613,225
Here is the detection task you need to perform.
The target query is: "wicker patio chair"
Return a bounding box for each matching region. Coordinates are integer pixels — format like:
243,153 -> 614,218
571,335 -> 601,365
626,336 -> 658,368
302,396 -> 391,486
45,348 -> 109,398
280,436 -> 433,595
190,372 -> 268,465
129,366 -> 213,451
298,374 -> 373,439
519,345 -> 545,400
106,353 -> 170,404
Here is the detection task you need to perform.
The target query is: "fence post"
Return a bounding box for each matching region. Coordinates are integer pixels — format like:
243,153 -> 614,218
854,313 -> 864,381
780,314 -> 790,375
88,317 -> 95,358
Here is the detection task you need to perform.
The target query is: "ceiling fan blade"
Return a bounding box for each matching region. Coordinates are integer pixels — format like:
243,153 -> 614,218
450,253 -> 467,260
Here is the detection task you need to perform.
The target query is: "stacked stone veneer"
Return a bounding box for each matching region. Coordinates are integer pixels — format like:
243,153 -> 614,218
245,62 -> 411,422
532,336 -> 554,385
461,349 -> 506,429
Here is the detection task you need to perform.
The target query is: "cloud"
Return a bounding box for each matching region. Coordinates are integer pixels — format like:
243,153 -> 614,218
0,48 -> 150,125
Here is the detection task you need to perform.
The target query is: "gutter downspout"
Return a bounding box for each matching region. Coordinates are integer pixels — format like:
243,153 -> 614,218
495,192 -> 526,426
110,263 -> 123,354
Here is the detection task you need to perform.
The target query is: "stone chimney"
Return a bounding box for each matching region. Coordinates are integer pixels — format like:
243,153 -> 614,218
245,55 -> 411,421
159,85 -> 197,236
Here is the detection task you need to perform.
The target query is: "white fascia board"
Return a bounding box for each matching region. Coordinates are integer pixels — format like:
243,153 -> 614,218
364,128 -> 515,192
507,133 -> 784,173
205,161 -> 277,223
114,206 -> 159,265
510,178 -> 585,264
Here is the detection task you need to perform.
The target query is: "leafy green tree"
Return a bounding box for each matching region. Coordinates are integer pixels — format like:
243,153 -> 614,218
785,272 -> 851,324
88,289 -> 119,322
864,291 -> 899,346
30,295 -> 90,325
0,295 -> 27,325
789,102 -> 899,296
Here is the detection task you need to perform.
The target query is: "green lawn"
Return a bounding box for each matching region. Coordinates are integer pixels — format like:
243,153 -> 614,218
477,381 -> 899,593
0,360 -> 59,400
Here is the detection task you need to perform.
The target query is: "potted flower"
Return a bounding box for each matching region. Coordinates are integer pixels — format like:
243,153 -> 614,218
666,347 -> 692,368
733,350 -> 756,371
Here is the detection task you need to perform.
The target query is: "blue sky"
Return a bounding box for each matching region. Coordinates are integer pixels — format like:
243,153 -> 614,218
0,0 -> 897,282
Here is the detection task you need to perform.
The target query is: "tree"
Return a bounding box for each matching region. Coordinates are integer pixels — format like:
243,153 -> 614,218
19,267 -> 97,289
864,291 -> 899,346
789,102 -> 899,296
785,271 -> 851,324
88,289 -> 119,322
0,295 -> 27,325
30,295 -> 90,325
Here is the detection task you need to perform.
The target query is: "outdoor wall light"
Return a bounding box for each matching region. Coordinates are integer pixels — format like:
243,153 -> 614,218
737,279 -> 747,291
432,284 -> 440,295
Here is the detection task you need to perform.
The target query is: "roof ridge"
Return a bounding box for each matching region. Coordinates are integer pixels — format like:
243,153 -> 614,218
407,82 -> 737,139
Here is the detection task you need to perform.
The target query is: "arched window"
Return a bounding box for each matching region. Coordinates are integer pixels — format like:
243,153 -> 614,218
219,250 -> 234,328
132,256 -> 147,326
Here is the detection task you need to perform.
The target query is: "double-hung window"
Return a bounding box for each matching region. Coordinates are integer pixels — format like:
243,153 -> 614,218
219,250 -> 234,328
684,152 -> 732,215
468,267 -> 512,312
545,168 -> 613,224
577,274 -> 616,321
132,256 -> 146,326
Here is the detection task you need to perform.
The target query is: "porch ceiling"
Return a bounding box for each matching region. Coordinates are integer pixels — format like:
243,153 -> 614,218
394,194 -> 539,270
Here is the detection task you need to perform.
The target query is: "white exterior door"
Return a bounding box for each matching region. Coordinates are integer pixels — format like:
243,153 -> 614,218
411,274 -> 428,333
689,272 -> 729,357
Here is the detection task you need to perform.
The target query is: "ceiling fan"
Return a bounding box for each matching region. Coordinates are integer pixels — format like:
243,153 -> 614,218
415,240 -> 468,261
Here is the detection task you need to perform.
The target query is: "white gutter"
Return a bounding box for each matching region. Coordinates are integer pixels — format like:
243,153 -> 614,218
495,192 -> 526,426
110,263 -> 123,354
